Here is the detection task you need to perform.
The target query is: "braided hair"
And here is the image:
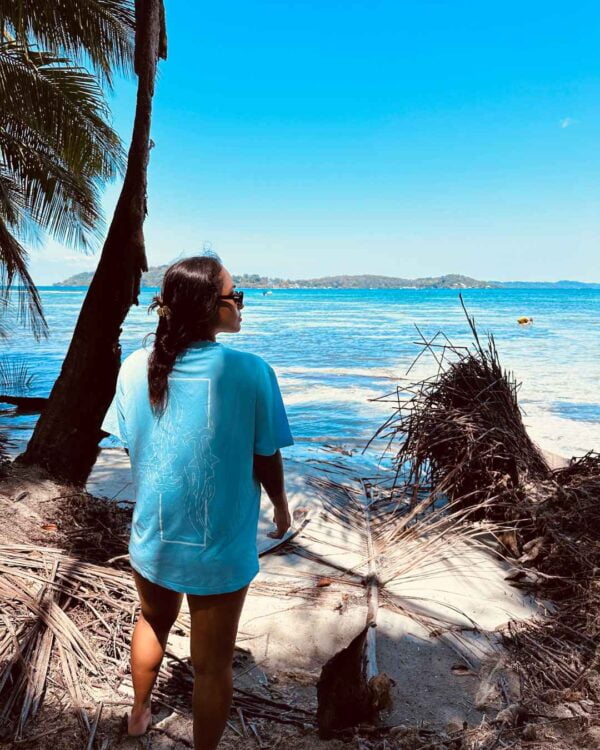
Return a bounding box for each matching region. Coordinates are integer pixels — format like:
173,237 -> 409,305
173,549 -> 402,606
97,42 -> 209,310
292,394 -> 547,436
145,255 -> 223,414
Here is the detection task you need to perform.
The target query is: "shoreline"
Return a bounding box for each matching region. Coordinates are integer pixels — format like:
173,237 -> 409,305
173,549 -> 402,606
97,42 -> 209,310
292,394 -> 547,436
3,284 -> 599,462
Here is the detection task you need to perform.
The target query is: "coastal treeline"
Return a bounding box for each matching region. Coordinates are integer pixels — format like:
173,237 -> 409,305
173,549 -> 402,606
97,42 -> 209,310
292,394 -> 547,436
55,267 -> 600,290
57,268 -> 496,289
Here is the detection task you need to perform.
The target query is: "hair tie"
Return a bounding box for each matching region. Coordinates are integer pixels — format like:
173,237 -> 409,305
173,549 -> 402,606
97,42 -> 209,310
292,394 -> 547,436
152,295 -> 171,318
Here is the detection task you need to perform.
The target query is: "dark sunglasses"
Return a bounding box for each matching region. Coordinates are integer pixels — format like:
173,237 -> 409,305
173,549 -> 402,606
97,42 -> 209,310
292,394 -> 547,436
218,290 -> 244,308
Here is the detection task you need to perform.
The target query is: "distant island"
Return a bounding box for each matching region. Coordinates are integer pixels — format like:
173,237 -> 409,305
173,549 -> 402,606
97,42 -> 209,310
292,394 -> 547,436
54,267 -> 600,290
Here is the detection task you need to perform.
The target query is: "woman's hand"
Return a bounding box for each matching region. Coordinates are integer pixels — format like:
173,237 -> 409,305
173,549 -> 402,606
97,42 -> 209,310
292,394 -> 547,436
267,504 -> 292,538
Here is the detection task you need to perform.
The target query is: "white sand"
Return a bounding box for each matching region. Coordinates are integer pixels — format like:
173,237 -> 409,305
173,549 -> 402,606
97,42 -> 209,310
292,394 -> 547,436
87,441 -> 541,732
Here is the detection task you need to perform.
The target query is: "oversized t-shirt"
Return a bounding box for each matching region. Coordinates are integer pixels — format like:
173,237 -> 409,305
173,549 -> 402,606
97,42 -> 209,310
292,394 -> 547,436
101,340 -> 294,595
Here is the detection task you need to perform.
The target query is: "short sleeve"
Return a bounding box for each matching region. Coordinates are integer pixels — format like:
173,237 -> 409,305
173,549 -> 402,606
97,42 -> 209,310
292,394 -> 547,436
254,362 -> 294,456
101,371 -> 128,447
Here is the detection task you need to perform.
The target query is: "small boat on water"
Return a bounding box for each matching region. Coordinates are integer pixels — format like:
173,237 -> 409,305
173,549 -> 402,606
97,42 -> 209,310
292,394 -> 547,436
262,290 -> 273,296
517,316 -> 533,326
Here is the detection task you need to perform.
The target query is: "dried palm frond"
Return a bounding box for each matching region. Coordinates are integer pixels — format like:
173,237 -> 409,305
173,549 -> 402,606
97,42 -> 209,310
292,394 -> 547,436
304,454 -> 507,737
508,452 -> 600,701
364,298 -> 600,726
366,296 -> 549,529
0,545 -> 129,740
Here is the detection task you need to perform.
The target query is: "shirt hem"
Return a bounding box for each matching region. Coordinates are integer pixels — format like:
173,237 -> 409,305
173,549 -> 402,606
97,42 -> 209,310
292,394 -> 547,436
129,558 -> 259,595
254,436 -> 295,456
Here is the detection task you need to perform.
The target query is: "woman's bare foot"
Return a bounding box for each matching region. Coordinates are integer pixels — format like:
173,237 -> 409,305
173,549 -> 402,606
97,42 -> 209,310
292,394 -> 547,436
127,702 -> 152,736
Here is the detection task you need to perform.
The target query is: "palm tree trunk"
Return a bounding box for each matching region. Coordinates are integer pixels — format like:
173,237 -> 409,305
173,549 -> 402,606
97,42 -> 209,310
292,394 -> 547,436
16,0 -> 167,484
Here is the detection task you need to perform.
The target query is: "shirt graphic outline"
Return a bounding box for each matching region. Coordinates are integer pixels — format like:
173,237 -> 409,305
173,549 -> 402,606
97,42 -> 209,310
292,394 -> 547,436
139,377 -> 219,548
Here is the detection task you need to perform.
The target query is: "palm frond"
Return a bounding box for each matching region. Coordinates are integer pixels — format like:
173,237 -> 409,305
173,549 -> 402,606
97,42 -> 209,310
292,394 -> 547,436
0,42 -> 124,180
0,169 -> 24,226
0,40 -> 127,336
0,356 -> 35,391
0,0 -> 135,83
0,6 -> 132,337
0,130 -> 103,250
0,215 -> 48,339
0,167 -> 41,247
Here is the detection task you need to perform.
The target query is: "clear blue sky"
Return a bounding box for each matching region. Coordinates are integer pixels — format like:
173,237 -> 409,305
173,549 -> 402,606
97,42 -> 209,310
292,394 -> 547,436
31,0 -> 600,283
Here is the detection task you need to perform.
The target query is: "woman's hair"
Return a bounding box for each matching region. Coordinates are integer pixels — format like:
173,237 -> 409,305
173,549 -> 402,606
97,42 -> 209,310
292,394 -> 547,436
146,254 -> 223,414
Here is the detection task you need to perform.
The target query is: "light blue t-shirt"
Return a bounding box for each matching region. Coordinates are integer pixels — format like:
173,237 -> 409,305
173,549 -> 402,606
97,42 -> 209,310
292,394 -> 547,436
101,340 -> 294,595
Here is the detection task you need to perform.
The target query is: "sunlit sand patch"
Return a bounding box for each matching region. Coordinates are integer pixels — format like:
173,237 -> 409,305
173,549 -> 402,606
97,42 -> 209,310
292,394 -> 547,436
523,409 -> 600,458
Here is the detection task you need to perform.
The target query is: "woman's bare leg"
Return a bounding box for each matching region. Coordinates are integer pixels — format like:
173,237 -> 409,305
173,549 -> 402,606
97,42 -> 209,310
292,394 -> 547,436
187,584 -> 249,750
129,569 -> 184,735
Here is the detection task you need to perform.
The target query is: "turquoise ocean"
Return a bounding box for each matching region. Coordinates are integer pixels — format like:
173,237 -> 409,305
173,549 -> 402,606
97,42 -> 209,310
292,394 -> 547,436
1,286 -> 599,459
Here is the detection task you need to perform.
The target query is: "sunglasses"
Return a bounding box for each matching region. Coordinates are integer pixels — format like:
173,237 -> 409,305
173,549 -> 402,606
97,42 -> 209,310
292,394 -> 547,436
218,290 -> 244,308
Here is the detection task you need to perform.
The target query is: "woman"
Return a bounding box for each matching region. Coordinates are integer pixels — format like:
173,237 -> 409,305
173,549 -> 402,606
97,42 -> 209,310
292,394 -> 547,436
101,254 -> 294,749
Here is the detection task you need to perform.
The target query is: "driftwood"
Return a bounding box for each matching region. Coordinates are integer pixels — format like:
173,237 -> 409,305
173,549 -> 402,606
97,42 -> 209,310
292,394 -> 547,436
0,395 -> 48,412
315,481 -> 386,738
316,625 -> 374,738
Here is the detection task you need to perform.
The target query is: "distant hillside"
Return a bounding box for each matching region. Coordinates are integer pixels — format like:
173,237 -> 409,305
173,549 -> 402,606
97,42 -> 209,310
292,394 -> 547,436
54,268 -> 600,290
54,264 -> 172,288
496,280 -> 600,289
54,269 -> 497,289
260,274 -> 497,289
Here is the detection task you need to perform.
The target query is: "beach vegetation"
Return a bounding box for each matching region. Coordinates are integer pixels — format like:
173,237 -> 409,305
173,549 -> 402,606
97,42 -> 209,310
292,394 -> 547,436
0,355 -> 35,392
0,1 -> 134,338
55,266 -> 600,290
0,354 -> 35,468
55,267 -> 502,289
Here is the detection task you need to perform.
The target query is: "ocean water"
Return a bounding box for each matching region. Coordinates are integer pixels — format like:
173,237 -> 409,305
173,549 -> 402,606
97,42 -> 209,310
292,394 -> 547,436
0,286 -> 599,459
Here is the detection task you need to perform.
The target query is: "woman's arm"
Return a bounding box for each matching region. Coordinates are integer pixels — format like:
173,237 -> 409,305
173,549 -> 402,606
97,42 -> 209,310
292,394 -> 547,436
253,450 -> 291,538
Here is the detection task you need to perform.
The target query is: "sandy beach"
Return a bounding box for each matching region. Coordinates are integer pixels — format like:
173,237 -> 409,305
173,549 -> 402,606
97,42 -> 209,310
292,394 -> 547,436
2,426 -> 597,750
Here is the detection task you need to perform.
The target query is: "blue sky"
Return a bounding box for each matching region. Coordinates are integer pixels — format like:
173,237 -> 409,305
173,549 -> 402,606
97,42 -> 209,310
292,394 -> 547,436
31,1 -> 600,283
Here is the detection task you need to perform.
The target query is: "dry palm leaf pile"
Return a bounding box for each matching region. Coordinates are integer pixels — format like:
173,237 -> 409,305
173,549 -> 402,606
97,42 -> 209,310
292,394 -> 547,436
367,297 -> 600,746
0,491 -> 312,748
2,445 -> 516,749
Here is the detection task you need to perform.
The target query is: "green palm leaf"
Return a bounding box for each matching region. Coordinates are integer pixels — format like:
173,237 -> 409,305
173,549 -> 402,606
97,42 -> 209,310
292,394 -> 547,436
0,0 -> 135,83
0,129 -> 103,249
0,43 -> 123,181
0,38 -> 126,336
0,214 -> 46,339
